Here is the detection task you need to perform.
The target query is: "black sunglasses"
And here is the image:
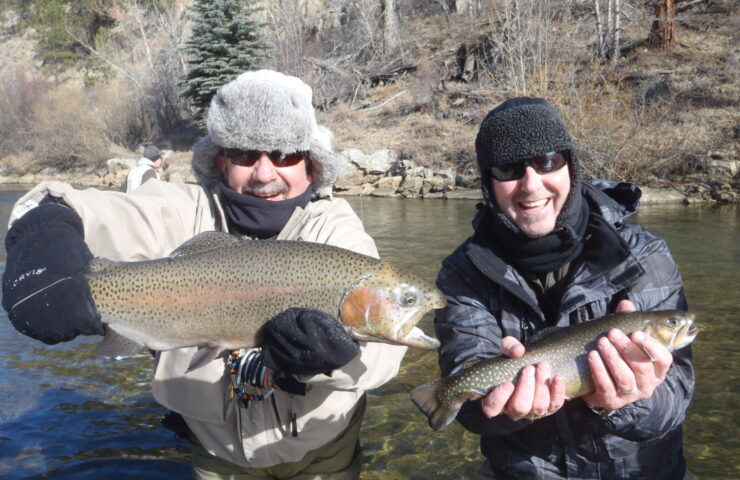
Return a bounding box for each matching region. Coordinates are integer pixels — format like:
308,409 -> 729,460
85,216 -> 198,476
222,149 -> 308,168
489,151 -> 570,182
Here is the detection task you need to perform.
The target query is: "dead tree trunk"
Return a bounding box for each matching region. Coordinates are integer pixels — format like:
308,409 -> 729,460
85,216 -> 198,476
648,0 -> 676,50
593,0 -> 606,59
612,0 -> 621,64
382,0 -> 401,55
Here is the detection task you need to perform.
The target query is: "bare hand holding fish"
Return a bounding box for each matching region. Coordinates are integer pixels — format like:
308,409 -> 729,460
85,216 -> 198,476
480,343 -> 566,422
481,299 -> 668,420
410,309 -> 698,430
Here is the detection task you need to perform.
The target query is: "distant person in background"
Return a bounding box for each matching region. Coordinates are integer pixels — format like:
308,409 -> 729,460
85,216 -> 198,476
123,145 -> 163,193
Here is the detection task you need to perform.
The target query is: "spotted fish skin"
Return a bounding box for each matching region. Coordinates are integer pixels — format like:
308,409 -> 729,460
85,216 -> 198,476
86,231 -> 446,370
410,310 -> 698,430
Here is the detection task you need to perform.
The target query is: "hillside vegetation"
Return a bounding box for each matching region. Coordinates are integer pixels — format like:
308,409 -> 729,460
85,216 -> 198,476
0,0 -> 737,195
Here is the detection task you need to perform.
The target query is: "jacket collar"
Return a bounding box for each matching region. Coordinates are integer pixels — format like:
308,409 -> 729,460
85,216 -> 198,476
465,180 -> 645,317
581,178 -> 641,224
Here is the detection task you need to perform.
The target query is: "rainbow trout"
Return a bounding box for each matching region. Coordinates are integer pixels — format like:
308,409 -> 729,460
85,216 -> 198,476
86,231 -> 446,371
410,310 -> 698,430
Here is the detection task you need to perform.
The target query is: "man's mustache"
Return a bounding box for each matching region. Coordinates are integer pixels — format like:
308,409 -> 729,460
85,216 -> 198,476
242,181 -> 288,196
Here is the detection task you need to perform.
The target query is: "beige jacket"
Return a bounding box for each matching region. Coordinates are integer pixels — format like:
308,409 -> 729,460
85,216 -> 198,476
11,179 -> 407,468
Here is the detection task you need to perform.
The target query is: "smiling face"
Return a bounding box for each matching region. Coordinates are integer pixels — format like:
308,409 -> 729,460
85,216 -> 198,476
217,152 -> 312,201
491,162 -> 571,238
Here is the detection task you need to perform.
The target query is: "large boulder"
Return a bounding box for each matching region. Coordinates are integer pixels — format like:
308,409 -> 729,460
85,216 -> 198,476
445,188 -> 483,200
339,148 -> 398,177
399,176 -> 425,198
106,157 -> 137,176
375,176 -> 403,191
424,174 -> 455,194
639,186 -> 686,204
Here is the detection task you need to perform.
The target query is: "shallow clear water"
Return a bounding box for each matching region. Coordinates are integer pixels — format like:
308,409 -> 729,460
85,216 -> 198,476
0,188 -> 737,479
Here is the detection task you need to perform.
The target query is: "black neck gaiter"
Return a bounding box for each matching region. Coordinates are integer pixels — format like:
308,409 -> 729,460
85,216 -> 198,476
479,185 -> 590,280
216,182 -> 313,239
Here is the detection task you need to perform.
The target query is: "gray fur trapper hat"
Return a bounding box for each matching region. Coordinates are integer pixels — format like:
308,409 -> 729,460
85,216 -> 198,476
192,70 -> 338,193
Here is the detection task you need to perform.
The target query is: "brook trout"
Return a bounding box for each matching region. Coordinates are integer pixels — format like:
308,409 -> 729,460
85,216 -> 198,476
410,310 -> 698,430
86,231 -> 446,371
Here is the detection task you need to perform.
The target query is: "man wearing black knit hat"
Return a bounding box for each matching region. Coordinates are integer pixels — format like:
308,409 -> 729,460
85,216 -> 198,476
434,98 -> 694,479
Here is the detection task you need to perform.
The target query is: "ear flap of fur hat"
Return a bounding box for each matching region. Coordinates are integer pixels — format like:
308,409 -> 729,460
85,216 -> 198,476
191,70 -> 339,193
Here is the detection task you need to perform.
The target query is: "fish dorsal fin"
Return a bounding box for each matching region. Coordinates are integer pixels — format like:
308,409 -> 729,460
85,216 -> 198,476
169,231 -> 244,259
526,326 -> 562,345
86,257 -> 120,274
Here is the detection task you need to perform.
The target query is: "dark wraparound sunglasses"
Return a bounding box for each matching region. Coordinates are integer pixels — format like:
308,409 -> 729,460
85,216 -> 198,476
222,149 -> 308,168
489,150 -> 570,182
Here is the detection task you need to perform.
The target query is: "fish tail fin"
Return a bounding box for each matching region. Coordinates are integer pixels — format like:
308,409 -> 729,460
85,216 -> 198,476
409,380 -> 463,431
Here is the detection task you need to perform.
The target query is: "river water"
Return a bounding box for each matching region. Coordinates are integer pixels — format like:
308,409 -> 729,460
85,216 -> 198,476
0,187 -> 737,479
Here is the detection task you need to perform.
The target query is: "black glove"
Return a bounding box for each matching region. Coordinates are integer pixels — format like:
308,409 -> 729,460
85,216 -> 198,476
261,308 -> 360,376
2,202 -> 103,344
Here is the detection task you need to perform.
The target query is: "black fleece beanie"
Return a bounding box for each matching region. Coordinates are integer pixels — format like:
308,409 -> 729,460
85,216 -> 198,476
476,97 -> 575,169
475,97 -> 582,229
473,97 -> 588,277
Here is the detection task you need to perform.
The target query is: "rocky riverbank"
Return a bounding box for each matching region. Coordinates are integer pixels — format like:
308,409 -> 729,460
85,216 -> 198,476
1,148 -> 737,204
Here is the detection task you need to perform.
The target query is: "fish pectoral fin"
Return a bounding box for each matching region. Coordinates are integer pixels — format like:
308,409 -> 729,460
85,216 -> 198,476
97,327 -> 145,358
186,346 -> 227,372
638,343 -> 657,362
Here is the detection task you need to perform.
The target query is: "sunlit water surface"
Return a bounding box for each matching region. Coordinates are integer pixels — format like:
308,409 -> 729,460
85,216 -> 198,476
0,187 -> 737,479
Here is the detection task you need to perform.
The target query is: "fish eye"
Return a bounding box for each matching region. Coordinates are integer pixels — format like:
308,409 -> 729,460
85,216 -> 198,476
667,316 -> 679,327
402,292 -> 418,306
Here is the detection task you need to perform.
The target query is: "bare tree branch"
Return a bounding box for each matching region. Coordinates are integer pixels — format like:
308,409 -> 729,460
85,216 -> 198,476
131,5 -> 154,72
63,23 -> 142,89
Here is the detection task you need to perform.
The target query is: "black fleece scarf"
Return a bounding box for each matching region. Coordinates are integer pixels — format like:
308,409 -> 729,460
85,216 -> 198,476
478,185 -> 590,280
216,182 -> 313,239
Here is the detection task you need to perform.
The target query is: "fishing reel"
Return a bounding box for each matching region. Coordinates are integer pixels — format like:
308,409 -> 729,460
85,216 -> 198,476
228,350 -> 307,409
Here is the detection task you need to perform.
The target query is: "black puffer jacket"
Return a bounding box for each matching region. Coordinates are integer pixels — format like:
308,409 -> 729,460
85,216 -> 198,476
435,180 -> 694,480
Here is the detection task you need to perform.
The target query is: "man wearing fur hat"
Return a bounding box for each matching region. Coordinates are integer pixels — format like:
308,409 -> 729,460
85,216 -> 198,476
123,145 -> 163,193
2,70 -> 406,479
434,98 -> 694,479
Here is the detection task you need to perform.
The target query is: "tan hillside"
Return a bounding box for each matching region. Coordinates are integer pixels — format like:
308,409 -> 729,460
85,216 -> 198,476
0,1 -> 737,200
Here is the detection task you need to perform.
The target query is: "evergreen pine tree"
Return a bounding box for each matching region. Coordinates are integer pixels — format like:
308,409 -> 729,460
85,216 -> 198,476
181,0 -> 270,123
31,0 -> 115,74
